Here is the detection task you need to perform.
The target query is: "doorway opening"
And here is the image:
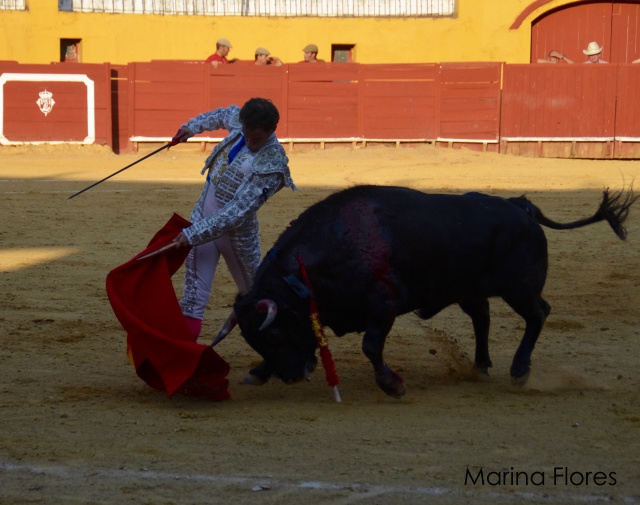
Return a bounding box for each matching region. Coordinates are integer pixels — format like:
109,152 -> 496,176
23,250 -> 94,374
332,44 -> 355,62
60,39 -> 81,63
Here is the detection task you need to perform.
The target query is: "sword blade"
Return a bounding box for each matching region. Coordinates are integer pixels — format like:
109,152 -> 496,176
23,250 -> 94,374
67,143 -> 171,200
136,242 -> 177,261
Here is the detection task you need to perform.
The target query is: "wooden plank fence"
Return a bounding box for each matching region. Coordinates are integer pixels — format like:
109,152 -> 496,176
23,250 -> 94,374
2,60 -> 640,158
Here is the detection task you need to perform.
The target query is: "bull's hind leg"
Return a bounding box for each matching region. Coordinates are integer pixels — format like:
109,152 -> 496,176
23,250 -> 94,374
504,295 -> 551,385
459,298 -> 492,375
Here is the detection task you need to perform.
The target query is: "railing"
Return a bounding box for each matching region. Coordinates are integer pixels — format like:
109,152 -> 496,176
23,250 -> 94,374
0,0 -> 26,9
60,0 -> 456,17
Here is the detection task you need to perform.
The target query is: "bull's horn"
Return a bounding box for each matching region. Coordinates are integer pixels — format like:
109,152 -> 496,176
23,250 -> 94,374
256,299 -> 278,330
210,311 -> 238,347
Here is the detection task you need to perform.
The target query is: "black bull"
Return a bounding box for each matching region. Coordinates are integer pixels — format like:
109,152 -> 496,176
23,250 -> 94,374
230,185 -> 636,397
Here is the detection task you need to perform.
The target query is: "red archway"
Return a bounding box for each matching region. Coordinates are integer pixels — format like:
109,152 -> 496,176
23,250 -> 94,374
513,1 -> 640,63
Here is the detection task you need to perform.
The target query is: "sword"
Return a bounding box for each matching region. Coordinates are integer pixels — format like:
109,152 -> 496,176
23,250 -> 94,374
136,242 -> 178,261
67,143 -> 171,200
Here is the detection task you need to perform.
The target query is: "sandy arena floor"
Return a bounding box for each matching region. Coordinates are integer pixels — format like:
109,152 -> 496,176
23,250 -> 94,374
1,143 -> 639,504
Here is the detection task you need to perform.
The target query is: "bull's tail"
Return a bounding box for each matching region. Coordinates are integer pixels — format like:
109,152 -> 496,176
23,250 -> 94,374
509,187 -> 638,240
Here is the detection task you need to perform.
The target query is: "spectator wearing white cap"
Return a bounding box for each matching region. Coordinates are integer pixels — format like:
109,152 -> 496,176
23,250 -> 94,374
301,43 -> 324,63
254,47 -> 283,66
583,42 -> 608,64
206,38 -> 234,68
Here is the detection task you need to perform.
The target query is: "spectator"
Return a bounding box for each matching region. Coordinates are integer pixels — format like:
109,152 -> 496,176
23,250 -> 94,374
169,98 -> 295,343
206,38 -> 234,68
254,47 -> 283,66
537,50 -> 574,64
301,43 -> 324,63
583,42 -> 608,64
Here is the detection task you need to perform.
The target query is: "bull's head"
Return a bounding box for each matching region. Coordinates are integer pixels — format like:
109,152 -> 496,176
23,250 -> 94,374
234,294 -> 318,384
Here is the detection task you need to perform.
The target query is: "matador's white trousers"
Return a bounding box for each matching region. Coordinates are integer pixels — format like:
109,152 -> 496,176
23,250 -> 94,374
179,182 -> 260,320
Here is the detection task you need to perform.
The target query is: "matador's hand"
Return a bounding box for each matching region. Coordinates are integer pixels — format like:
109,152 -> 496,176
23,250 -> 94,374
170,127 -> 194,146
172,232 -> 191,248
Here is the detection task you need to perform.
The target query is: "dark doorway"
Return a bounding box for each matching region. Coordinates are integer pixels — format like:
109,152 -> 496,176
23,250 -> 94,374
332,44 -> 355,62
60,39 -> 81,63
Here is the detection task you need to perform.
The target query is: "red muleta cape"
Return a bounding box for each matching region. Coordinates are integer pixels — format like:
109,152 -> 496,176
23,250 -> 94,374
106,213 -> 230,401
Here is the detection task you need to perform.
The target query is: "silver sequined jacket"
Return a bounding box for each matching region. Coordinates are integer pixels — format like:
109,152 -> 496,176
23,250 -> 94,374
180,105 -> 296,247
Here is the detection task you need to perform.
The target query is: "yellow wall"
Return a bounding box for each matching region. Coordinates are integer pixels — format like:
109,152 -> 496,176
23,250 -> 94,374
0,1 -> 571,65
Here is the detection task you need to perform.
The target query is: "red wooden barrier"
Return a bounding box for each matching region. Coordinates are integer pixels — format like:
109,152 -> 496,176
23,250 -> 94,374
111,64 -> 129,153
208,62 -> 288,137
0,61 -> 112,146
128,60 -> 210,141
613,64 -> 640,159
361,63 -> 438,139
124,61 -> 503,151
287,63 -> 361,138
500,64 -> 618,158
2,60 -> 640,158
436,62 -> 502,152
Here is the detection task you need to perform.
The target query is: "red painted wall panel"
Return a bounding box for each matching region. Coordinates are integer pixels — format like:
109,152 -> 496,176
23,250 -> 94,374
287,64 -> 360,138
611,3 -> 640,62
129,61 -> 210,140
205,64 -> 287,137
501,64 -> 617,138
4,82 -> 87,141
361,63 -> 437,139
438,63 -> 502,140
0,62 -> 112,145
615,64 -> 640,137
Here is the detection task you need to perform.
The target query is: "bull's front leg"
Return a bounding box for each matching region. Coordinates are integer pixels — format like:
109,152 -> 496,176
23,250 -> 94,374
361,303 -> 405,398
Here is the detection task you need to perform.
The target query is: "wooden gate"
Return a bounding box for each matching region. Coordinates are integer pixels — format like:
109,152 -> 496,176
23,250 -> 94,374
531,1 -> 640,64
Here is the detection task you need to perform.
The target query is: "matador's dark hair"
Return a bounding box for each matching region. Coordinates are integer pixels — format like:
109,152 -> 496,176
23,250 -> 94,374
240,97 -> 280,132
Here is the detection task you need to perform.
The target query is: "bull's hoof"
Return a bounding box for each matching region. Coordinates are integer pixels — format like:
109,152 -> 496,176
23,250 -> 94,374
474,359 -> 492,373
510,360 -> 531,386
387,382 -> 407,398
240,374 -> 267,386
240,360 -> 273,386
375,370 -> 406,398
471,365 -> 491,382
510,370 -> 531,387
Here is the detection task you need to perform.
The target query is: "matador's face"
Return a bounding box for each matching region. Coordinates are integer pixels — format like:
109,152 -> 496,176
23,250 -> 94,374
242,126 -> 274,152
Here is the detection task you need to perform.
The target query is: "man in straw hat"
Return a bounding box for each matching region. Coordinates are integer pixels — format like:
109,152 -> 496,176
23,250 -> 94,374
206,38 -> 234,68
583,41 -> 608,64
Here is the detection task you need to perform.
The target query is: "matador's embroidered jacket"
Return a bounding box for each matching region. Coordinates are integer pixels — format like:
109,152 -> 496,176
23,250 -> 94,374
178,105 -> 296,317
181,105 -> 296,247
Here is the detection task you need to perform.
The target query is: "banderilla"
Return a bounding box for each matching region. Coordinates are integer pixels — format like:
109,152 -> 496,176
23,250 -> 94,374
67,143 -> 171,200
